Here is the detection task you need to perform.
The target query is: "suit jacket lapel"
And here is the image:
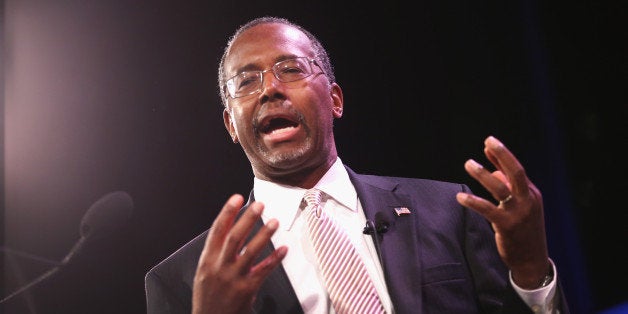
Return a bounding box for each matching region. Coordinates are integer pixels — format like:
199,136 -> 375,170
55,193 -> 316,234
347,166 -> 423,313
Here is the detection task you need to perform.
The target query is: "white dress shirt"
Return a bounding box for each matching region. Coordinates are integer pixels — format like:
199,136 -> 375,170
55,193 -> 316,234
254,157 -> 557,313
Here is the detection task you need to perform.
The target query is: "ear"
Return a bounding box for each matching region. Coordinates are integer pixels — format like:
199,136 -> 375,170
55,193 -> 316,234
330,83 -> 344,118
223,107 -> 238,143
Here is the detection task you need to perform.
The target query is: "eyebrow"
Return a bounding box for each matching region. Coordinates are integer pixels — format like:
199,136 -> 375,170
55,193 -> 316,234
232,54 -> 303,75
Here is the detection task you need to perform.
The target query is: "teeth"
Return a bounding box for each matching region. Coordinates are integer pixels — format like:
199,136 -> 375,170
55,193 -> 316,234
269,125 -> 295,134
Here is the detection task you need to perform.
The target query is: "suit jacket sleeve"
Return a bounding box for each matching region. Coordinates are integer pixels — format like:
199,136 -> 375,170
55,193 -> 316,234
145,230 -> 207,314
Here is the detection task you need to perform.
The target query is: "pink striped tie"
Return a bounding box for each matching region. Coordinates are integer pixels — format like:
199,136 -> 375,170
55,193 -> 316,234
303,189 -> 386,314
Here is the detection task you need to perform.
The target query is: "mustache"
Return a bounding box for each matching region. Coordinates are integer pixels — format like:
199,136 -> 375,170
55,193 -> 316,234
252,102 -> 306,133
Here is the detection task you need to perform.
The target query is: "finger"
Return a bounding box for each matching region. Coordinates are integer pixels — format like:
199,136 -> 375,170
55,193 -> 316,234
484,147 -> 501,173
221,201 -> 265,263
204,194 -> 245,250
464,159 -> 511,202
456,192 -> 502,223
249,245 -> 288,284
492,171 -> 511,190
484,136 -> 529,196
237,218 -> 282,271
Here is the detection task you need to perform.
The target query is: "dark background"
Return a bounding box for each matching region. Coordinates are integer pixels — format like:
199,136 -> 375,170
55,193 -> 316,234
1,0 -> 625,313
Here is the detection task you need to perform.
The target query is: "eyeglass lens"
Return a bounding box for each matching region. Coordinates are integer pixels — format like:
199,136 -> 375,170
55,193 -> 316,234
226,57 -> 315,98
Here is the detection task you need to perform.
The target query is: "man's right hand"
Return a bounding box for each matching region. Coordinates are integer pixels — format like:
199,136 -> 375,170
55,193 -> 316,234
192,194 -> 287,314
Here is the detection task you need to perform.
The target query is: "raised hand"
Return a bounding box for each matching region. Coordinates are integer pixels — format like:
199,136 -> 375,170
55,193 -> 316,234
456,136 -> 551,289
192,194 -> 288,314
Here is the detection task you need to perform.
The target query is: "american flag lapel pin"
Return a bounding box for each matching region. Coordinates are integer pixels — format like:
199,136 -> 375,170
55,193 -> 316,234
393,207 -> 411,216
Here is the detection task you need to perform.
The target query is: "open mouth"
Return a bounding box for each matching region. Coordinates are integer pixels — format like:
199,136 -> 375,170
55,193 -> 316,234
259,115 -> 299,134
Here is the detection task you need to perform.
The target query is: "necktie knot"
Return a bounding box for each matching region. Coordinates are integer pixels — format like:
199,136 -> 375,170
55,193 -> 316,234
304,188 -> 323,207
304,189 -> 324,218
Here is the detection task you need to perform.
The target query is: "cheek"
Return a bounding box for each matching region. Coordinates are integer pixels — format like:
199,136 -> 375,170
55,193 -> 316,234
230,106 -> 246,124
230,107 -> 256,135
300,86 -> 333,113
312,96 -> 336,122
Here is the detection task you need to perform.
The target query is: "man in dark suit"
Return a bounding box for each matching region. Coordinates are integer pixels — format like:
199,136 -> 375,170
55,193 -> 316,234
145,16 -> 569,313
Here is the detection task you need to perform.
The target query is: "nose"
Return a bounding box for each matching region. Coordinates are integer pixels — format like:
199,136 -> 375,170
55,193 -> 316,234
258,70 -> 285,102
260,70 -> 280,90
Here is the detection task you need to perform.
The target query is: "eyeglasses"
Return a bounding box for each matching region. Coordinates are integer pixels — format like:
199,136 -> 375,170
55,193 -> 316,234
225,57 -> 321,99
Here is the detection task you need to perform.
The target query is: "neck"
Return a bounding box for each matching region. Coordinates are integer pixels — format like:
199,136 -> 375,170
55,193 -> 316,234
254,154 -> 337,189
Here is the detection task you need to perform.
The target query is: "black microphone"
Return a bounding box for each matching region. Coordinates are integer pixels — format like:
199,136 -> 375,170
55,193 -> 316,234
0,191 -> 134,304
363,213 -> 390,273
362,214 -> 390,235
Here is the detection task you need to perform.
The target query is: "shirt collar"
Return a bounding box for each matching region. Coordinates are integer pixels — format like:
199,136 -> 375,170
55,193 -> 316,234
254,157 -> 357,230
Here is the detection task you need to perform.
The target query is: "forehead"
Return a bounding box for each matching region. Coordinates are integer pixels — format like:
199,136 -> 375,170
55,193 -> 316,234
225,23 -> 314,72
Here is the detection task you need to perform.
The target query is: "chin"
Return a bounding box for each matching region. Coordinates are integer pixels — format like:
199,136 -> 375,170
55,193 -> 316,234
263,145 -> 311,168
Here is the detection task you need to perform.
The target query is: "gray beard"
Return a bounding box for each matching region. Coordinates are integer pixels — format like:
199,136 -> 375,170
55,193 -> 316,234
257,139 -> 312,168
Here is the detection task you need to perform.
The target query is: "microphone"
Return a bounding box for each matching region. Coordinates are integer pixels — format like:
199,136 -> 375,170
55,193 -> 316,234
79,190 -> 134,238
363,213 -> 390,273
0,191 -> 134,304
362,213 -> 390,235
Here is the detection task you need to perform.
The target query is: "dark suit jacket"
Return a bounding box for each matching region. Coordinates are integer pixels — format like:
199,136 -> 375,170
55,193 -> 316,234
145,166 -> 569,313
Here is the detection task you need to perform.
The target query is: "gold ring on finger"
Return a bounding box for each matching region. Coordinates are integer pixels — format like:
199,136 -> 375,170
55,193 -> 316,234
498,194 -> 513,206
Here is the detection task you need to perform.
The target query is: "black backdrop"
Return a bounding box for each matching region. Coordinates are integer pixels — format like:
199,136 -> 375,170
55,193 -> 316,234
1,1 -> 625,313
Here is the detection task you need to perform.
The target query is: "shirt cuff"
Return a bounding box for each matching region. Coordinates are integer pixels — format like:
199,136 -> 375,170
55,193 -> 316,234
510,258 -> 559,314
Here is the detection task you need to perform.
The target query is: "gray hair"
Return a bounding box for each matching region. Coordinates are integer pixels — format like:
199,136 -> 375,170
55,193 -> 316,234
217,16 -> 336,107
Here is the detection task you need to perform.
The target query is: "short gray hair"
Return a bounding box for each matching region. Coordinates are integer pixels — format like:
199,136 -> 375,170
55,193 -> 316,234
217,16 -> 336,107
